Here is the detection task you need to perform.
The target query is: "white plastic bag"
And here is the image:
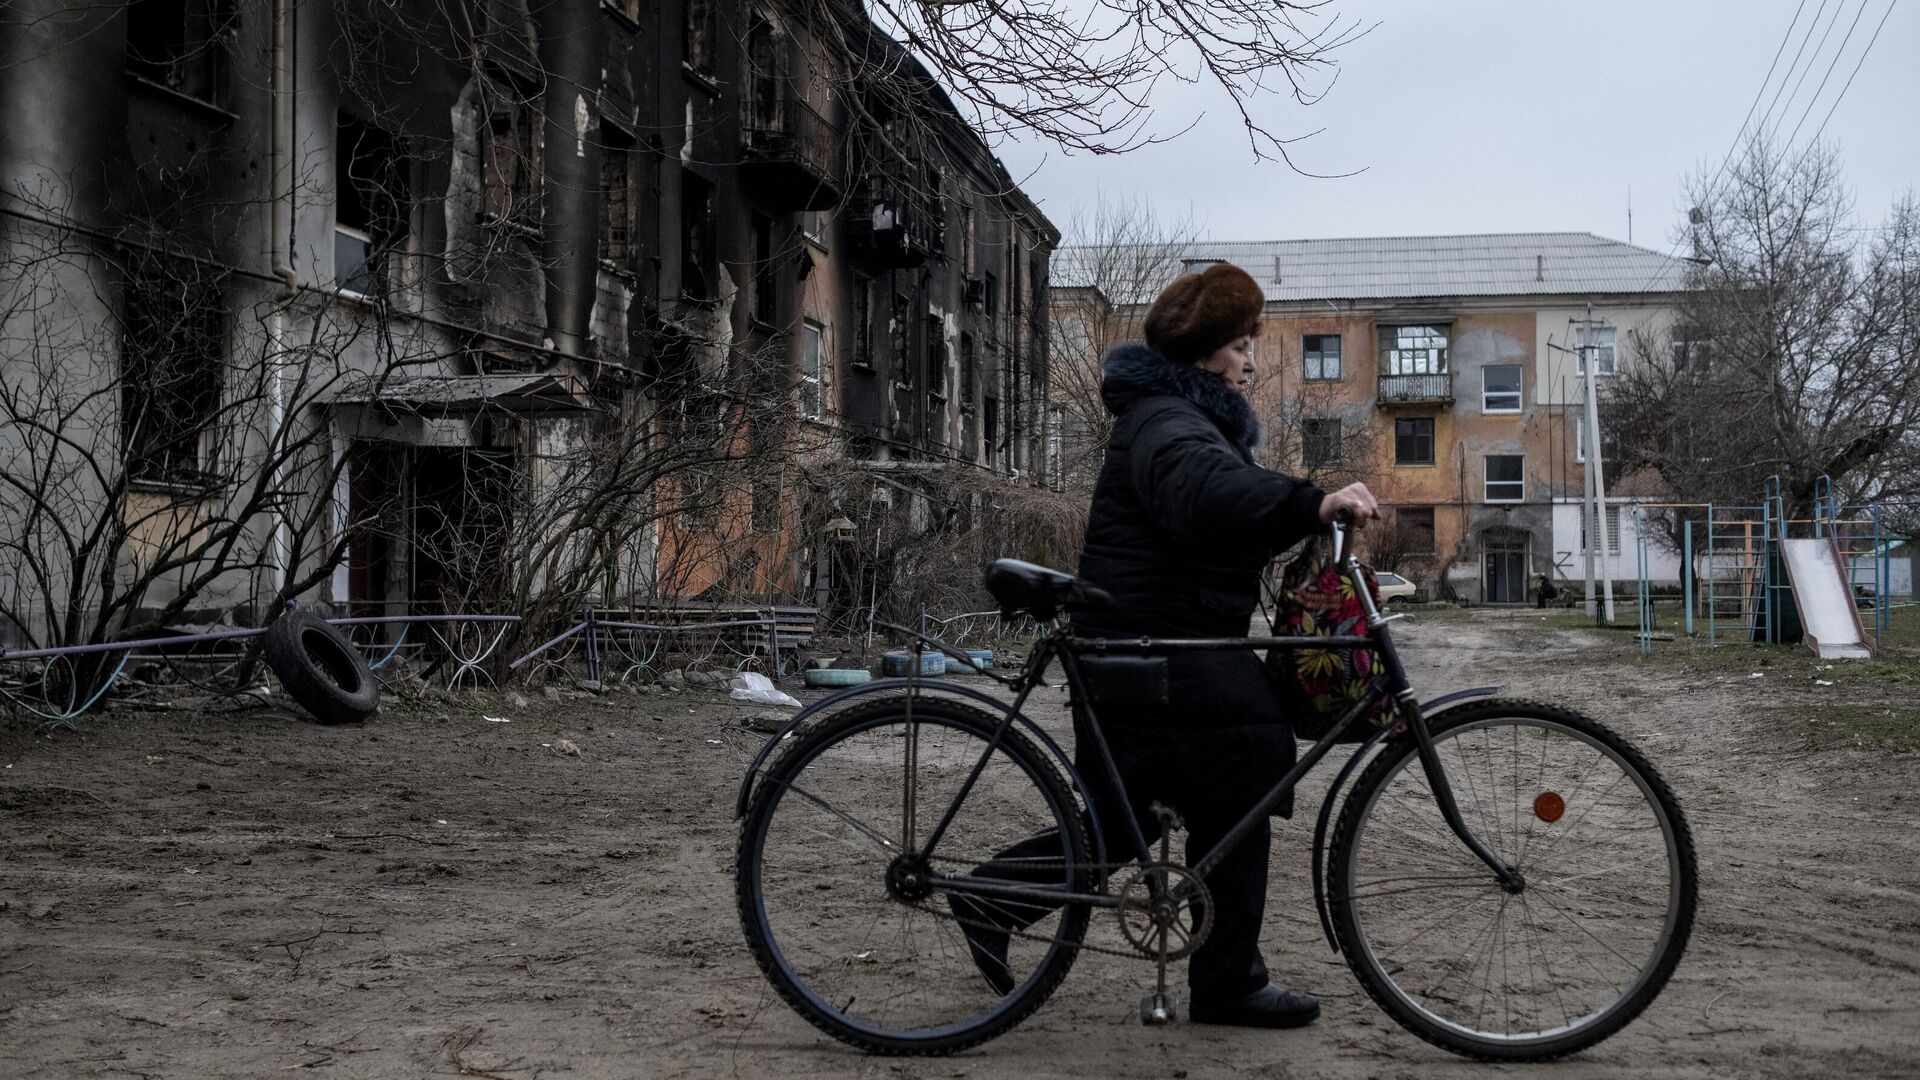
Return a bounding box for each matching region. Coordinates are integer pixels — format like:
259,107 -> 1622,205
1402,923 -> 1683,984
729,671 -> 802,708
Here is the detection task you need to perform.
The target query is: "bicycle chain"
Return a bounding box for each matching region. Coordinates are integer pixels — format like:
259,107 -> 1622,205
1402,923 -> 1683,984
910,857 -> 1207,963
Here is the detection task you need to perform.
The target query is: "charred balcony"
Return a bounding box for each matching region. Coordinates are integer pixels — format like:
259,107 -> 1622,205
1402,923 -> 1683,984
850,176 -> 942,270
739,98 -> 842,212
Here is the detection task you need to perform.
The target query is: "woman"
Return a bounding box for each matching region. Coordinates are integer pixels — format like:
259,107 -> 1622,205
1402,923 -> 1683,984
956,263 -> 1379,1029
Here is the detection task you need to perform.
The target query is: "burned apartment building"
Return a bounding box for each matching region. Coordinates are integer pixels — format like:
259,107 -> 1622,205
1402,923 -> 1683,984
0,0 -> 1054,645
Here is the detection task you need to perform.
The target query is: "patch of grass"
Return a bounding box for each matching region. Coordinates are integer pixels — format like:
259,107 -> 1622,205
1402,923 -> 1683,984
1879,604 -> 1920,650
1790,702 -> 1920,752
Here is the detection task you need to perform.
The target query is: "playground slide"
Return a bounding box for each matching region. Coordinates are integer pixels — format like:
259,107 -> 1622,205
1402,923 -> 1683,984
1779,538 -> 1874,659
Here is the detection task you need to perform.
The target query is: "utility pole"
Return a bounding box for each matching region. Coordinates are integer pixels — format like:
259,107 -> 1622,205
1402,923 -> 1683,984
1573,307 -> 1615,625
1550,316 -> 1615,627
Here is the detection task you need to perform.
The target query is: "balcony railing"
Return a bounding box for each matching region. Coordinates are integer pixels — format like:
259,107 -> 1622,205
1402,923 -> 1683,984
1377,372 -> 1453,405
740,97 -> 842,212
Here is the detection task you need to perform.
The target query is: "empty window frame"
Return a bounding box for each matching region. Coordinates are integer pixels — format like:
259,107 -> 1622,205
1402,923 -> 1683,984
1302,418 -> 1342,466
679,170 -> 714,301
599,127 -> 634,264
1671,326 -> 1711,373
1485,454 -> 1525,502
850,275 -> 873,368
1379,324 -> 1450,375
751,214 -> 778,325
121,266 -> 226,483
125,0 -> 232,103
959,332 -> 977,405
1303,334 -> 1342,381
1394,417 -> 1435,465
484,99 -> 542,226
1482,364 -> 1522,413
335,114 -> 410,297
925,314 -> 947,400
685,0 -> 717,76
1575,324 -> 1617,375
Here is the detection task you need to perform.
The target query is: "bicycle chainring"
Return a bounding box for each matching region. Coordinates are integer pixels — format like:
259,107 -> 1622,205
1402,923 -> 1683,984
1115,862 -> 1212,961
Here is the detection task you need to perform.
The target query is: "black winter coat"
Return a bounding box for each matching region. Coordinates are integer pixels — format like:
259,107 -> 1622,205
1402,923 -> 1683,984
1074,343 -> 1327,817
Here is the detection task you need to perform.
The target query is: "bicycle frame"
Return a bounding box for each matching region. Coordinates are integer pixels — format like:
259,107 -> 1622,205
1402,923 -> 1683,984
921,523 -> 1524,917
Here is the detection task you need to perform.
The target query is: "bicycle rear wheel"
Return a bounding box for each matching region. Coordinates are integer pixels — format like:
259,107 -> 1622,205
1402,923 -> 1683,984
1328,699 -> 1696,1061
736,696 -> 1091,1055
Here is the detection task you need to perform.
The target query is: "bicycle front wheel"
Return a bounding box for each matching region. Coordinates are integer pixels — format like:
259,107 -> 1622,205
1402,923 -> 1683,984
1328,699 -> 1697,1061
736,696 -> 1091,1055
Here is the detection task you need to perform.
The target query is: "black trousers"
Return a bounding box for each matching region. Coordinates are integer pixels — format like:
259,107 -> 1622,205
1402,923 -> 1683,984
956,711 -> 1275,997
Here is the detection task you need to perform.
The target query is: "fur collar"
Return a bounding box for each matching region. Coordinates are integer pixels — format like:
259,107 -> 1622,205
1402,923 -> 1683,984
1099,342 -> 1260,448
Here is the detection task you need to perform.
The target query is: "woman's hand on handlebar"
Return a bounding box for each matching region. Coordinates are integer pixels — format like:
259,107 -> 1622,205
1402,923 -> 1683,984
1319,482 -> 1381,526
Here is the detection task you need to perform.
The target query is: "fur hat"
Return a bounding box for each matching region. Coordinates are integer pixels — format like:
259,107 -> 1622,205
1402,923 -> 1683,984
1142,263 -> 1265,363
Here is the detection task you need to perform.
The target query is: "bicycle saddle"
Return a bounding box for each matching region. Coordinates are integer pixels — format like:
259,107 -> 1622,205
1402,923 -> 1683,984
982,559 -> 1114,620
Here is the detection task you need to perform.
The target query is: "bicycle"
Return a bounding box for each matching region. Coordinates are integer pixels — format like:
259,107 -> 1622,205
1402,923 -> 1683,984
734,517 -> 1697,1061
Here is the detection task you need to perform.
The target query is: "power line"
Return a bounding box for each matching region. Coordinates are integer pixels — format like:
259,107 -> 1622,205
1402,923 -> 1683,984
1631,0 -> 1815,293
1801,0 -> 1898,150
1755,0 -> 1831,136
1758,0 -> 1835,137
1781,0 -> 1873,150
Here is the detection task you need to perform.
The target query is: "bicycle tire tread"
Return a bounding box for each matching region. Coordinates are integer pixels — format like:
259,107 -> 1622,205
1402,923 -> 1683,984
736,695 -> 1091,1056
1327,697 -> 1698,1062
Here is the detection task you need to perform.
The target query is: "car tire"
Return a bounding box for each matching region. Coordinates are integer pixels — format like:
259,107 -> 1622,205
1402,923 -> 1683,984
263,608 -> 380,725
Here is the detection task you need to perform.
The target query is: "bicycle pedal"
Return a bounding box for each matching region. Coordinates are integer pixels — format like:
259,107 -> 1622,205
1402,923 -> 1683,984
1139,991 -> 1179,1026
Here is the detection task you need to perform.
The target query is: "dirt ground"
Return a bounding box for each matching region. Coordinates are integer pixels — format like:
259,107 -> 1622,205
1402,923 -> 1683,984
5,609 -> 1919,1080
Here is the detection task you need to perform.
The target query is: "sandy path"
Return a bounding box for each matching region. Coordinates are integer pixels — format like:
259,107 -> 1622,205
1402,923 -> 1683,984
3,609 -> 1916,1079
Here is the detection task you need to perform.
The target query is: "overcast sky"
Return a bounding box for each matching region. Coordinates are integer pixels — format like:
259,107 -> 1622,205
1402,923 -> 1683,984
993,0 -> 1917,250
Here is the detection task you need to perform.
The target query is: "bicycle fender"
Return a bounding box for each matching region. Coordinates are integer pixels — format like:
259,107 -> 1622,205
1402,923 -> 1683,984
730,679 -> 1110,872
1310,685 -> 1501,953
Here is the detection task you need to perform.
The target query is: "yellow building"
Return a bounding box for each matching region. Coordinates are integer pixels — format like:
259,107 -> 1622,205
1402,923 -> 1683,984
1054,233 -> 1689,602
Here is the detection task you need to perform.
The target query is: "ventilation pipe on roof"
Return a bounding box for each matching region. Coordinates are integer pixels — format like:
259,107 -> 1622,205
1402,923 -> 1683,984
1535,254 -> 1544,283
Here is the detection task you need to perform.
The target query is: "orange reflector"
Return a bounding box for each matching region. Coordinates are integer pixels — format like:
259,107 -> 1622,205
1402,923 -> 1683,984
1534,791 -> 1566,823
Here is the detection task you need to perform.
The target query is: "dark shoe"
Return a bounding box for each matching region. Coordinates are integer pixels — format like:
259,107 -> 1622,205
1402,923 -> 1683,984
948,896 -> 1016,995
1189,983 -> 1321,1029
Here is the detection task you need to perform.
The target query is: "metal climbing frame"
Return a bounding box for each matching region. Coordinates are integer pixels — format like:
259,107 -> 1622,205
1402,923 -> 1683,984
1704,502 -> 1773,647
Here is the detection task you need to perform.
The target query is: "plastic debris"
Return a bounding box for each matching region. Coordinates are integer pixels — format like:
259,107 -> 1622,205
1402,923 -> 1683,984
483,715 -> 510,723
729,671 -> 802,708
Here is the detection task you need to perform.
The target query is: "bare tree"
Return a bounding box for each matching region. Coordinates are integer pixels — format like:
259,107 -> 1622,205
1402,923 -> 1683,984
1607,135 -> 1920,527
815,0 -> 1368,166
1045,198 -> 1200,494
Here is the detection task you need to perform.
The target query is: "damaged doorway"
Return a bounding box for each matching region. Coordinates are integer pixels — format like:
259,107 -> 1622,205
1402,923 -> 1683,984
411,447 -> 517,613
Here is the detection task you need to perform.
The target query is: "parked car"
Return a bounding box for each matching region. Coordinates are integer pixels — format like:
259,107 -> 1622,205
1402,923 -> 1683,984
1375,571 -> 1419,604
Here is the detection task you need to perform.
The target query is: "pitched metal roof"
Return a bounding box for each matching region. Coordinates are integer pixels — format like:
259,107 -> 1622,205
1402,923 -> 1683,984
1055,232 -> 1692,304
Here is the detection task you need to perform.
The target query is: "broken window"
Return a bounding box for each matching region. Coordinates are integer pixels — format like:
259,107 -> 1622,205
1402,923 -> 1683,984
483,99 -> 542,227
1302,418 -> 1341,467
1379,324 -> 1449,375
925,314 -> 947,401
1575,325 -> 1617,376
685,0 -> 716,77
121,266 -> 225,485
680,170 -> 714,301
125,0 -> 232,104
599,126 -> 634,264
960,205 -> 977,276
751,214 -> 777,325
1303,334 -> 1341,381
891,292 -> 911,383
1481,364 -> 1522,413
1484,454 -> 1525,503
851,275 -> 873,368
983,397 -> 999,466
1394,417 -> 1435,466
960,332 -> 976,406
335,114 -> 410,297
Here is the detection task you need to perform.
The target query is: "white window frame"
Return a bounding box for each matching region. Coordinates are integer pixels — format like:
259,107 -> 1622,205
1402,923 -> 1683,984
1481,364 -> 1522,414
1484,454 -> 1525,503
801,320 -> 824,419
1575,325 -> 1617,376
